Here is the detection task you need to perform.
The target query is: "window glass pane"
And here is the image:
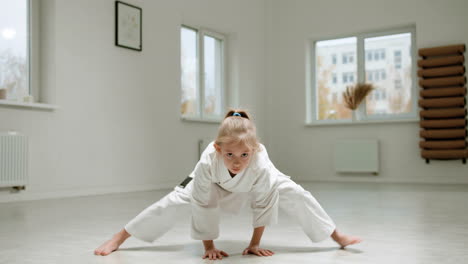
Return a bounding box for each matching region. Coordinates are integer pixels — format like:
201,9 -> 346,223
315,37 -> 356,120
0,0 -> 28,100
364,33 -> 412,115
203,35 -> 223,117
180,27 -> 198,116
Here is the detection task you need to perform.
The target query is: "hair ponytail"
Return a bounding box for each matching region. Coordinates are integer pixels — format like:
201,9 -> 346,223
215,108 -> 260,151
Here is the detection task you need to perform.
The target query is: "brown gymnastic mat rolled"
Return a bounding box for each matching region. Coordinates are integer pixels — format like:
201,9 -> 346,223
418,44 -> 466,57
420,108 -> 466,119
418,97 -> 466,108
419,76 -> 466,88
420,129 -> 467,139
420,119 -> 467,129
417,66 -> 465,78
418,55 -> 464,68
419,140 -> 466,149
420,87 -> 466,98
421,149 -> 467,159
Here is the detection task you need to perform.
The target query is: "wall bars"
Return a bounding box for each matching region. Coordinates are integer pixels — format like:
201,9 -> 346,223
418,44 -> 467,164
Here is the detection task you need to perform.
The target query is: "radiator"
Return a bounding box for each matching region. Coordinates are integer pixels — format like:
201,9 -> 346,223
198,138 -> 213,159
334,139 -> 379,175
0,132 -> 28,189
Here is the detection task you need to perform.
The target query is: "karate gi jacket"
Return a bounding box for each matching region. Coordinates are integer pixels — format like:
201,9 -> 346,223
190,142 -> 282,240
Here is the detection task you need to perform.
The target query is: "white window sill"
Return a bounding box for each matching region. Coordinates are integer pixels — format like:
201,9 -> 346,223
181,116 -> 222,124
305,118 -> 419,127
0,100 -> 58,111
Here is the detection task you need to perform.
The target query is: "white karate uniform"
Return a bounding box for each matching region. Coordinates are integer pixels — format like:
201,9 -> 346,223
124,142 -> 336,243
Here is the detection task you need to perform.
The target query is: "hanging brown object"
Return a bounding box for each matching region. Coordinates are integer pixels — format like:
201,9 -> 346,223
420,140 -> 466,150
420,108 -> 466,119
419,76 -> 466,88
418,97 -> 465,108
417,66 -> 465,78
418,44 -> 467,164
421,149 -> 467,159
420,87 -> 466,98
420,129 -> 467,139
418,44 -> 465,57
418,55 -> 464,68
420,119 -> 467,129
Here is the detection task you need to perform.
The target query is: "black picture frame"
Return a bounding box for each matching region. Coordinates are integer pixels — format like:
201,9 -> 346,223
115,1 -> 142,51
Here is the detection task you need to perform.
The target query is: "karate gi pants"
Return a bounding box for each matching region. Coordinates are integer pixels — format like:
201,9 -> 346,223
124,175 -> 336,243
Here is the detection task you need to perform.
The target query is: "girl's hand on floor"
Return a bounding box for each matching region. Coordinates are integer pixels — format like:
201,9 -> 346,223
242,244 -> 274,257
203,248 -> 229,260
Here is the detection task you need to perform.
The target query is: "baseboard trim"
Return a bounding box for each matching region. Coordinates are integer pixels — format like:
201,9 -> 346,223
0,181 -> 178,203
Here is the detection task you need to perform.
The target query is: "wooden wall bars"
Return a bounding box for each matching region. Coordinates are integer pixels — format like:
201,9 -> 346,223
418,44 -> 467,164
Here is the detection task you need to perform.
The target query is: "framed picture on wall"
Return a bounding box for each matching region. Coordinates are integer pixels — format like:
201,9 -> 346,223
115,1 -> 142,51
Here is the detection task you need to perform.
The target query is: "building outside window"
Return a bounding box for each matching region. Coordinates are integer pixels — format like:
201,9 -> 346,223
310,27 -> 415,122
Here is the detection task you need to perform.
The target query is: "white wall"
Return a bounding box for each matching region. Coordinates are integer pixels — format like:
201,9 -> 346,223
2,0 -> 467,203
265,0 -> 468,184
0,0 -> 267,202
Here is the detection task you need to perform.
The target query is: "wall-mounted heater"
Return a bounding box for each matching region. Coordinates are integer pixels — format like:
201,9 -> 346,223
198,138 -> 213,159
334,139 -> 379,175
0,132 -> 28,190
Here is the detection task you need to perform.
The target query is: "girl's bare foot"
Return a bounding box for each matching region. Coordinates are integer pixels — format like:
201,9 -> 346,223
94,229 -> 131,256
331,230 -> 362,248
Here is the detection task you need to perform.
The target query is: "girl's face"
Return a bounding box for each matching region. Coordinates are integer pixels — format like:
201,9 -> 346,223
214,142 -> 253,175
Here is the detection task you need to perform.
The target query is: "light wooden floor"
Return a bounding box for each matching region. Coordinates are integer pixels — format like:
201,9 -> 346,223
1,181 -> 467,264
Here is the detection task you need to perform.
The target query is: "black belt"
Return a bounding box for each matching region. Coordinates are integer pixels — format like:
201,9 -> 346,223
178,176 -> 193,188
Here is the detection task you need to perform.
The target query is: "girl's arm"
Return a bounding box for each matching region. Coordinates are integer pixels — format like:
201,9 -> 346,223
249,226 -> 265,246
242,226 -> 275,257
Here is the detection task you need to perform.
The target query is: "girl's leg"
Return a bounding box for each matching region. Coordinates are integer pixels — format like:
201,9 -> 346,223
276,176 -> 361,247
124,182 -> 192,242
330,229 -> 362,248
276,175 -> 336,243
94,228 -> 131,256
94,180 -> 193,256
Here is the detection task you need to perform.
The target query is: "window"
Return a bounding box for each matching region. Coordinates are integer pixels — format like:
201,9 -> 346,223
332,54 -> 337,64
332,73 -> 337,84
366,49 -> 386,62
180,25 -> 225,120
314,37 -> 356,120
342,52 -> 354,64
380,49 -> 385,60
375,90 -> 381,100
342,72 -> 355,84
309,26 -> 416,123
394,79 -> 402,89
0,0 -> 29,101
394,50 -> 402,69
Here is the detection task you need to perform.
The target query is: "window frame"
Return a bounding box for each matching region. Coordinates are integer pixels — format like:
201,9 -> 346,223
0,0 -> 58,110
0,0 -> 31,100
306,25 -> 418,125
30,0 -> 40,101
180,24 -> 227,123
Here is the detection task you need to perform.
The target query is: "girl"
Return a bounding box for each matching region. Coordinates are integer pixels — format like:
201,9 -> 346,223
95,109 -> 361,260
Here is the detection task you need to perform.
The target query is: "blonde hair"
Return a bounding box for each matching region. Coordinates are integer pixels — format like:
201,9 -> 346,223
215,108 -> 260,151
